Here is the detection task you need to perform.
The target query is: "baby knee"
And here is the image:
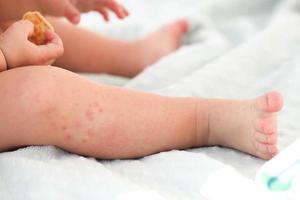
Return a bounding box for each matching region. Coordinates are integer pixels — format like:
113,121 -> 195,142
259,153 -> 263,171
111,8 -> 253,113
0,66 -> 63,116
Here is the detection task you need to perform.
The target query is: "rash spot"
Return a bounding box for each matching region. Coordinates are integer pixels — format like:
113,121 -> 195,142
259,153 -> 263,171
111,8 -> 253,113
85,109 -> 94,121
61,125 -> 68,131
93,102 -> 99,107
87,129 -> 94,137
75,121 -> 81,128
50,121 -> 57,129
81,138 -> 87,143
64,134 -> 72,141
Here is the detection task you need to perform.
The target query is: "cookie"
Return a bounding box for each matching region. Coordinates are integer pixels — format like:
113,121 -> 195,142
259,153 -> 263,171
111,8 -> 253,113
22,11 -> 54,45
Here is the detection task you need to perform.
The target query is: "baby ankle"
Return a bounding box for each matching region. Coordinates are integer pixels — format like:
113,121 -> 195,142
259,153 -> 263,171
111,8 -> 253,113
194,98 -> 210,147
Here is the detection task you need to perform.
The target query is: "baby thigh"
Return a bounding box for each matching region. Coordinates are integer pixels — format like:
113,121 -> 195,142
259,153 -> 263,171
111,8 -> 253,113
0,66 -> 103,152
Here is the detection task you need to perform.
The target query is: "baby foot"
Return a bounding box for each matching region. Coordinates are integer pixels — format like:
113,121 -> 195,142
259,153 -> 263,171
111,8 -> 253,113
135,19 -> 189,71
206,92 -> 283,160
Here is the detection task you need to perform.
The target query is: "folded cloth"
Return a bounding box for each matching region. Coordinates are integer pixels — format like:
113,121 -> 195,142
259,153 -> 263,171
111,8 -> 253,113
256,138 -> 300,199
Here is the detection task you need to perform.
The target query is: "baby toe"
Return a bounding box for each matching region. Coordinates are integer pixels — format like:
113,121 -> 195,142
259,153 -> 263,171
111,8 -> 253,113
256,142 -> 278,154
255,92 -> 283,113
255,132 -> 277,144
256,151 -> 277,160
169,19 -> 189,34
254,117 -> 276,134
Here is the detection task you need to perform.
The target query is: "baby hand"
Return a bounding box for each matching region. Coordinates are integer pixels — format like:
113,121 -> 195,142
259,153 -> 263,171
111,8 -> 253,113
0,20 -> 64,69
73,0 -> 129,21
38,0 -> 129,24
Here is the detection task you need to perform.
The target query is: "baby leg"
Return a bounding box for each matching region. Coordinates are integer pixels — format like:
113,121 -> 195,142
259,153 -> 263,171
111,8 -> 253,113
0,66 -> 199,158
0,66 -> 283,160
47,17 -> 188,77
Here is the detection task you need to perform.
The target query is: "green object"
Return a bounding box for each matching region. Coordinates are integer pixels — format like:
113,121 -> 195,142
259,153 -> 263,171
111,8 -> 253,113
265,175 -> 292,191
262,160 -> 300,192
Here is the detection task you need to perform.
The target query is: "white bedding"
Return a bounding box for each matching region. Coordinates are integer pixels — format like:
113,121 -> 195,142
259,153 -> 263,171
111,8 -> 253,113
1,0 -> 300,199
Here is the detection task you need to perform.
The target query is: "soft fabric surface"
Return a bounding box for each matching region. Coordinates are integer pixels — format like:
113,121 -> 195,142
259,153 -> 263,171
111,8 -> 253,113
256,138 -> 300,198
1,0 -> 300,199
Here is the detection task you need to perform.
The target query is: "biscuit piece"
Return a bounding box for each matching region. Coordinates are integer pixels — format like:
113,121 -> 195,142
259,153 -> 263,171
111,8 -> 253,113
23,11 -> 54,45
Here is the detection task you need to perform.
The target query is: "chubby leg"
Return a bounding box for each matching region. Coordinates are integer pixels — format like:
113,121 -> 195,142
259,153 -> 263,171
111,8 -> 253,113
0,18 -> 188,77
0,66 -> 198,158
47,17 -> 188,77
0,66 -> 283,160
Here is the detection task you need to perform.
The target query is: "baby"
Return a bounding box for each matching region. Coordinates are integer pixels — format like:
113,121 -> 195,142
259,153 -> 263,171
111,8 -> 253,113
0,0 -> 283,160
0,0 -> 189,77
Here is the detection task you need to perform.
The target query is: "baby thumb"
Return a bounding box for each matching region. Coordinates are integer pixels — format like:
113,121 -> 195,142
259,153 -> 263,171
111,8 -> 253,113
16,20 -> 35,36
64,1 -> 81,24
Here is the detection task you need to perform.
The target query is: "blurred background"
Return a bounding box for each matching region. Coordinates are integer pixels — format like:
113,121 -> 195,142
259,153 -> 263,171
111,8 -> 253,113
80,0 -> 282,42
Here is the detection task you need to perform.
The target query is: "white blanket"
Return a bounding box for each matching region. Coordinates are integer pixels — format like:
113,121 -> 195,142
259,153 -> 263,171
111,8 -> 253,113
1,0 -> 300,199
